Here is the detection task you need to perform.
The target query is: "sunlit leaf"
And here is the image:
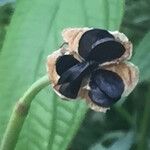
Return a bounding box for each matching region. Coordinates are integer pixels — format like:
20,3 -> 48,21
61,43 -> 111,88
0,0 -> 124,149
0,27 -> 6,50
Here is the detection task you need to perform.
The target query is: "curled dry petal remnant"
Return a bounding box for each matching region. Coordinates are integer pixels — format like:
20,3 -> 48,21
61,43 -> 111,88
47,28 -> 139,112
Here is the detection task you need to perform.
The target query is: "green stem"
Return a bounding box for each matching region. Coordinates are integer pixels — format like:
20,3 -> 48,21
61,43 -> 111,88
0,75 -> 50,150
137,92 -> 150,150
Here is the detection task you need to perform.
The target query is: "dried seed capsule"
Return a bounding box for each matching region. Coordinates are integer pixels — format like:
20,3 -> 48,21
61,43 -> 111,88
47,27 -> 139,112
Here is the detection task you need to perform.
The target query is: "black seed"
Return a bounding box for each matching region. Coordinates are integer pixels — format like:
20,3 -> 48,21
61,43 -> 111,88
58,61 -> 89,85
59,77 -> 83,99
89,69 -> 124,107
58,61 -> 98,99
56,55 -> 79,75
88,39 -> 126,63
78,29 -> 114,59
89,84 -> 114,107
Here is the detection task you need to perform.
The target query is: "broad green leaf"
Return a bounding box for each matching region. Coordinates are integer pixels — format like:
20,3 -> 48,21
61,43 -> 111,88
0,0 -> 124,150
0,27 -> 6,50
132,31 -> 150,82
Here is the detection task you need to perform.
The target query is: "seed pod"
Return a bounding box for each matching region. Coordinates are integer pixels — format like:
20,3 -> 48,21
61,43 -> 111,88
47,27 -> 139,112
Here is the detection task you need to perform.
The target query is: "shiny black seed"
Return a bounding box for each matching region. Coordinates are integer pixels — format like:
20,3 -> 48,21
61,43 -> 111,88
56,55 -> 79,75
89,84 -> 114,107
89,69 -> 124,107
58,61 -> 98,85
59,77 -> 83,99
88,39 -> 126,63
58,61 -> 89,85
58,61 -> 98,99
78,29 -> 114,59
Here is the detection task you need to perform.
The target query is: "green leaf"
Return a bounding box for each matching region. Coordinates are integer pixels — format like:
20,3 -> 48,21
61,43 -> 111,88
0,27 -> 6,50
0,0 -> 124,150
132,31 -> 150,82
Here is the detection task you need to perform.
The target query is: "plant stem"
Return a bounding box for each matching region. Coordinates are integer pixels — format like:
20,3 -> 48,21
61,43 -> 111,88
0,75 -> 50,150
137,91 -> 150,150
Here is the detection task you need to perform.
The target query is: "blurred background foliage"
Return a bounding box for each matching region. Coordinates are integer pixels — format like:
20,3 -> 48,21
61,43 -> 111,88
0,3 -> 14,50
0,0 -> 150,150
72,0 -> 150,150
